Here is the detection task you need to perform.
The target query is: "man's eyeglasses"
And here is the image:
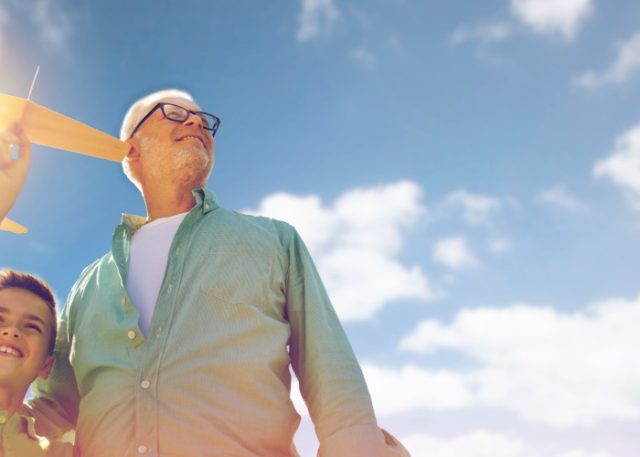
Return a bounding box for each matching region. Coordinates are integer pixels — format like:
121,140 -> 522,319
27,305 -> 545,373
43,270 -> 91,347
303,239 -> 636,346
130,103 -> 221,138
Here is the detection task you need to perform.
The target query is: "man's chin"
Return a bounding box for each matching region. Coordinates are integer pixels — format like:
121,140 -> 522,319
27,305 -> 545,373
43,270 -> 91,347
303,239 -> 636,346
175,142 -> 203,161
174,148 -> 212,187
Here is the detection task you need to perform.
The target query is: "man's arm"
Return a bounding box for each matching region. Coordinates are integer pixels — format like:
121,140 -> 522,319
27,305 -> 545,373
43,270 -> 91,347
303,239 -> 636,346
0,124 -> 31,221
284,227 -> 410,457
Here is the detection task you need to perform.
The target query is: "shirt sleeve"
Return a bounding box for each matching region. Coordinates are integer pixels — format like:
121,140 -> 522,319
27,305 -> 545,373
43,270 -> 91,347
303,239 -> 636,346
28,286 -> 81,439
283,226 -> 410,457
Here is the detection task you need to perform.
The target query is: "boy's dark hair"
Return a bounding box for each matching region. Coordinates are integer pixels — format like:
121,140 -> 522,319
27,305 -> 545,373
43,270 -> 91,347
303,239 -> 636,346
0,270 -> 57,355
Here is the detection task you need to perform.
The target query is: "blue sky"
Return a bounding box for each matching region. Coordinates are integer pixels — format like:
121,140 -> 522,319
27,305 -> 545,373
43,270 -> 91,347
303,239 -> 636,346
1,1 -> 640,455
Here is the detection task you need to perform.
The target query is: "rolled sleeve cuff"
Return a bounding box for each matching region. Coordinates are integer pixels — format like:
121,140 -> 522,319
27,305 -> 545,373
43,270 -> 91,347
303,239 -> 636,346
318,424 -> 411,457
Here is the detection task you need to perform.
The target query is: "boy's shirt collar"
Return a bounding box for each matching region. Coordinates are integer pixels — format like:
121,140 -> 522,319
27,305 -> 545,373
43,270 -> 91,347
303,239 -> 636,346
0,408 -> 50,446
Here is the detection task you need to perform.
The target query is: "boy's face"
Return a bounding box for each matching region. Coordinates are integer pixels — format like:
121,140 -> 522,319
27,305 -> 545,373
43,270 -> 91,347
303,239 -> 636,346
0,288 -> 54,390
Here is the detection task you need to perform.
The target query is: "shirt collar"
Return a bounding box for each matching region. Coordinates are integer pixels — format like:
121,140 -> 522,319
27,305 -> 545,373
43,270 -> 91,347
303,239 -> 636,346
192,188 -> 219,215
119,188 -> 219,232
0,409 -> 42,441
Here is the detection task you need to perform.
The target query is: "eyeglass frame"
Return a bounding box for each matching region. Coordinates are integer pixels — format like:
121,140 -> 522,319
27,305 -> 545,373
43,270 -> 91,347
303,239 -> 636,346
129,102 -> 221,138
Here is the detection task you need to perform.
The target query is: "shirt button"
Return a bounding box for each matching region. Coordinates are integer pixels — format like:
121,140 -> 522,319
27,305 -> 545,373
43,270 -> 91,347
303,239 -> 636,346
120,296 -> 126,305
137,445 -> 148,454
127,330 -> 136,340
155,327 -> 162,337
175,248 -> 180,256
167,283 -> 173,293
140,379 -> 150,389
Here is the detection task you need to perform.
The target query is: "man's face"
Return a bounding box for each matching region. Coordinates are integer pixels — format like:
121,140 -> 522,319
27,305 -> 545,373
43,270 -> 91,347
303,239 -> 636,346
133,97 -> 215,187
0,288 -> 54,391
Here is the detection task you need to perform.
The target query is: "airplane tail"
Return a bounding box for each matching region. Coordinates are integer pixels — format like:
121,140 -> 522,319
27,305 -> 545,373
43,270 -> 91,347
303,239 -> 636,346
0,217 -> 28,234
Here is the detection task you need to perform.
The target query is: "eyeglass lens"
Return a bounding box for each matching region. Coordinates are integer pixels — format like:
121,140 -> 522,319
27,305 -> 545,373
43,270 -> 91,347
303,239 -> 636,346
162,104 -> 215,130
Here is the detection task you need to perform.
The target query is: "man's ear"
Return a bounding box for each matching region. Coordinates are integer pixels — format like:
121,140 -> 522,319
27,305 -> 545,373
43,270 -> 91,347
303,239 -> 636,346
37,356 -> 55,380
125,138 -> 141,163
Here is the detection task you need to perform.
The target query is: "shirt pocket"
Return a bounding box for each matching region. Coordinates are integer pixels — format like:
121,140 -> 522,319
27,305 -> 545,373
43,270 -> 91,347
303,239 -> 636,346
198,245 -> 275,306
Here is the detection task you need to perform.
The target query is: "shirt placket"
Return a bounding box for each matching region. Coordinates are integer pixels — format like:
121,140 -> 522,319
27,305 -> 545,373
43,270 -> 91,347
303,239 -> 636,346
132,212 -> 193,457
112,192 -> 212,456
133,340 -> 160,456
112,222 -> 158,457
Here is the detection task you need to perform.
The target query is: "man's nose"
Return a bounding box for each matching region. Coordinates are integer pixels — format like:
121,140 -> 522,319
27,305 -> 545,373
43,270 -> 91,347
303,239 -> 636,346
183,113 -> 204,129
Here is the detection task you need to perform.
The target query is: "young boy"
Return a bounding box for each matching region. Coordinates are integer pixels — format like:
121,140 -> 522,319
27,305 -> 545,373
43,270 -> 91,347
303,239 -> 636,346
0,270 -> 73,456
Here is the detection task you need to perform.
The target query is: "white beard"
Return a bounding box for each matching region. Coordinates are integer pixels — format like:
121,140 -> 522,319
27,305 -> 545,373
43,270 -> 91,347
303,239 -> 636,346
140,136 -> 212,188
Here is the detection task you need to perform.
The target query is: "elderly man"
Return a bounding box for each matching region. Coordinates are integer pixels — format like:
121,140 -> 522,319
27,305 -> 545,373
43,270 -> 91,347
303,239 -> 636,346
31,89 -> 409,456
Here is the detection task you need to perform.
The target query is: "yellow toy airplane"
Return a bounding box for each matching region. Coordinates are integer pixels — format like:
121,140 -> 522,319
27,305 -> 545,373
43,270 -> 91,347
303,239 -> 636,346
0,92 -> 129,233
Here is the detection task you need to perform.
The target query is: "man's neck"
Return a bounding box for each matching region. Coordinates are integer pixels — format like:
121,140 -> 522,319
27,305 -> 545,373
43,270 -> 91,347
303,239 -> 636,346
142,182 -> 198,222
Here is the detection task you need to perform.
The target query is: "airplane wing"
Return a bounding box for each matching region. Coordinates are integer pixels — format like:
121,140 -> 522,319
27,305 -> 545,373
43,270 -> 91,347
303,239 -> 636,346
1,93 -> 129,233
0,93 -> 129,162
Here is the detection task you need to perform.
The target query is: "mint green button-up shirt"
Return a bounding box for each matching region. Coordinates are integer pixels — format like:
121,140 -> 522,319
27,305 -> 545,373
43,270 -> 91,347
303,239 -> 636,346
30,189 -> 408,457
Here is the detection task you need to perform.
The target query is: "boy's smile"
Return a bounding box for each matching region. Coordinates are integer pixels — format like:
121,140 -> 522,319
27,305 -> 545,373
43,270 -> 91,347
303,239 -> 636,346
0,288 -> 54,392
0,343 -> 23,357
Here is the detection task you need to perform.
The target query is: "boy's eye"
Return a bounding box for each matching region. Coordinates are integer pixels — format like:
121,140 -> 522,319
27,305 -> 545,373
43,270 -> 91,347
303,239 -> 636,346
25,323 -> 42,333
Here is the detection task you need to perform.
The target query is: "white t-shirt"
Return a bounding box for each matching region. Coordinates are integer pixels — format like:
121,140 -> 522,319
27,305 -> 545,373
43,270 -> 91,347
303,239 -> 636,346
127,211 -> 188,335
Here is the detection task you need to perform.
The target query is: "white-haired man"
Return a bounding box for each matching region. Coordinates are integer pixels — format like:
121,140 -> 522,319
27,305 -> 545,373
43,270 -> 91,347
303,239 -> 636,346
30,89 -> 410,456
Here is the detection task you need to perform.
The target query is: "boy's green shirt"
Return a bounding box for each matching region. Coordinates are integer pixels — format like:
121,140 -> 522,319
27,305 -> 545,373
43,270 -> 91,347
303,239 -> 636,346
0,410 -> 73,457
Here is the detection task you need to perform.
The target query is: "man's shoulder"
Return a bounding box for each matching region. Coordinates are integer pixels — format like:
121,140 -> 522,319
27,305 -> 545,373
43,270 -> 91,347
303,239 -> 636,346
210,207 -> 297,243
65,252 -> 111,300
78,253 -> 110,282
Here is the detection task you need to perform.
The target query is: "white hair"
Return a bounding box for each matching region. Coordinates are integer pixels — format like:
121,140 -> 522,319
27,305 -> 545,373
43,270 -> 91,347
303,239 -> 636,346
120,88 -> 194,141
120,88 -> 194,188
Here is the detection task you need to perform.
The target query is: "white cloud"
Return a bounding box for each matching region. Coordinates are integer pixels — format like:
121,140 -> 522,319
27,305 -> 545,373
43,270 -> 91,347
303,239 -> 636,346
487,237 -> 512,254
350,47 -> 376,68
535,185 -> 584,211
297,0 -> 339,41
399,296 -> 640,427
403,431 -> 611,457
577,32 -> 640,88
31,0 -> 72,49
451,22 -> 512,46
452,0 -> 592,53
245,193 -> 336,253
445,189 -> 502,225
0,0 -> 73,55
594,123 -> 640,209
433,236 -> 478,271
245,181 -> 434,321
557,452 -> 610,457
403,431 -> 529,457
363,363 -> 472,415
510,0 -> 593,41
